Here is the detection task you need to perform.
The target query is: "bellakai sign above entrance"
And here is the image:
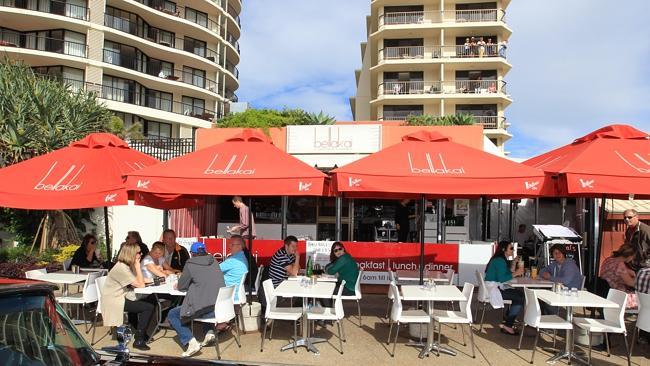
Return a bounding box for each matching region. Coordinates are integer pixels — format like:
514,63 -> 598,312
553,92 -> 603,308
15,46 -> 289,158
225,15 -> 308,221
331,130 -> 546,198
125,130 -> 329,196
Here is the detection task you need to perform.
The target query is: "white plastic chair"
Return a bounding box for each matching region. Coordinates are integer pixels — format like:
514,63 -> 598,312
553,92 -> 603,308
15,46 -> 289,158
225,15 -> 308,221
385,270 -> 396,318
341,269 -> 363,326
91,276 -> 108,345
193,285 -> 241,360
236,271 -> 248,306
433,282 -> 476,358
63,258 -> 72,271
25,268 -> 47,279
445,269 -> 455,285
386,282 -> 430,357
475,270 -> 512,331
517,288 -> 572,364
56,271 -> 102,332
259,279 -> 302,352
307,280 -> 346,354
629,291 -> 650,356
572,289 -> 631,366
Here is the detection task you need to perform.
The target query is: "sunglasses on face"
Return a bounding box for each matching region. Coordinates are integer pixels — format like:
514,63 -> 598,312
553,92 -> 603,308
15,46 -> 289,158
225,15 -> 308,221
89,241 -> 96,244
624,215 -> 636,220
136,251 -> 142,255
334,248 -> 344,253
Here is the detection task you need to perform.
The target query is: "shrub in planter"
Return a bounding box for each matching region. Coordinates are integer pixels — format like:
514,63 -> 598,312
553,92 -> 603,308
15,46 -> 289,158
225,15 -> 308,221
53,245 -> 80,263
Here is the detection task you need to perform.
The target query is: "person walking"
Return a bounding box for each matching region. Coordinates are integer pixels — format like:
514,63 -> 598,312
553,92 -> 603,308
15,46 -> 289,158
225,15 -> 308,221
227,196 -> 256,239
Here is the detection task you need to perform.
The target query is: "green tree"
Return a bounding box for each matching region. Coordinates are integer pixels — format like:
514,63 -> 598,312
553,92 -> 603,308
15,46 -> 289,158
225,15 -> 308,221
0,60 -> 116,248
403,114 -> 477,126
0,60 -> 115,167
216,108 -> 336,129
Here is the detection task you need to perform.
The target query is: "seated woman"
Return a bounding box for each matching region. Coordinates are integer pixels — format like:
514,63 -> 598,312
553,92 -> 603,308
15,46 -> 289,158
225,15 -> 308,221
484,241 -> 524,335
600,243 -> 638,309
70,234 -> 102,268
140,241 -> 175,281
325,242 -> 359,296
101,243 -> 156,350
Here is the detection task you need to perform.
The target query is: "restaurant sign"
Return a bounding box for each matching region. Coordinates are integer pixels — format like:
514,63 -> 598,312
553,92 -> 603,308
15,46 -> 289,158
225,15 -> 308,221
286,125 -> 381,154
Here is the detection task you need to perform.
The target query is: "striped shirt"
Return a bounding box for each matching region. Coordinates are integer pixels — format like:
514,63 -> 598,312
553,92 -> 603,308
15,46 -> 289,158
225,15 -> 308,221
269,247 -> 295,287
636,267 -> 650,294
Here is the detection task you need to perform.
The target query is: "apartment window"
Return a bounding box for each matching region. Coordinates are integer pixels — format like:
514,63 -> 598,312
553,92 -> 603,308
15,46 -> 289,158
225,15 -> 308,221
105,6 -> 137,34
102,75 -> 138,103
383,105 -> 423,120
32,65 -> 84,91
145,90 -> 172,112
148,58 -> 173,77
144,121 -> 172,138
384,5 -> 424,25
183,37 -> 206,57
185,8 -> 208,28
182,66 -> 206,88
181,96 -> 205,116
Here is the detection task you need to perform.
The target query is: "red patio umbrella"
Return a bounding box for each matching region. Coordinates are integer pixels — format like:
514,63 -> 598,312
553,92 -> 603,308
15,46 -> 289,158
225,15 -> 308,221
523,124 -> 650,198
332,130 -> 545,198
0,133 -> 159,261
125,129 -> 329,196
0,133 -> 158,209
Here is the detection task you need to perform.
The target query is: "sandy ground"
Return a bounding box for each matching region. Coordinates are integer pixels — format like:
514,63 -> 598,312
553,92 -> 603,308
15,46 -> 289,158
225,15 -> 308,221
79,294 -> 649,366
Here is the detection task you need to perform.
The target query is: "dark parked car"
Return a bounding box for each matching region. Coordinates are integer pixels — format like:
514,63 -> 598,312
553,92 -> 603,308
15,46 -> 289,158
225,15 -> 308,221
0,278 -> 266,366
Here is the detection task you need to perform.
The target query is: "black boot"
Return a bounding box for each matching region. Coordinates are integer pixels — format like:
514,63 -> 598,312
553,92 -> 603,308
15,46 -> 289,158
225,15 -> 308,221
132,330 -> 150,351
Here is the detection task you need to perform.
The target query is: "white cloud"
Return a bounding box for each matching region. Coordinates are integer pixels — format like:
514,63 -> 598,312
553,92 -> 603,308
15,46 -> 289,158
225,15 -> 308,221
237,0 -> 368,119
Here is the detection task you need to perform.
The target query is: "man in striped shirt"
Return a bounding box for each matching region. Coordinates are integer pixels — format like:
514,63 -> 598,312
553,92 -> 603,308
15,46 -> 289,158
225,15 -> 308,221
636,267 -> 650,344
269,235 -> 301,287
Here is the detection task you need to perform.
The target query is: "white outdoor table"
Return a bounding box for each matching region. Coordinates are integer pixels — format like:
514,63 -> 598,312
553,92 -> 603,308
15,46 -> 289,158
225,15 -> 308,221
39,273 -> 88,296
287,275 -> 338,282
274,280 -> 336,355
536,290 -> 618,364
400,284 -> 466,358
507,277 -> 553,288
396,270 -> 449,284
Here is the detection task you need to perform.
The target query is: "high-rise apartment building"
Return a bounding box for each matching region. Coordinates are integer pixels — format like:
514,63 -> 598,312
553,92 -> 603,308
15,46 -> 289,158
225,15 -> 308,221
0,0 -> 241,141
351,0 -> 512,151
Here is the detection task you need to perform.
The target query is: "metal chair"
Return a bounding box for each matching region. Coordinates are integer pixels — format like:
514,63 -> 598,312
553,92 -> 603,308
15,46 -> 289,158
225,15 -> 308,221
572,289 -> 631,366
341,269 -> 364,326
259,279 -> 302,352
192,285 -> 241,360
517,288 -> 572,364
629,291 -> 650,357
25,268 -> 47,279
433,282 -> 476,358
307,280 -> 346,354
56,271 -> 102,332
386,282 -> 429,357
475,270 -> 512,331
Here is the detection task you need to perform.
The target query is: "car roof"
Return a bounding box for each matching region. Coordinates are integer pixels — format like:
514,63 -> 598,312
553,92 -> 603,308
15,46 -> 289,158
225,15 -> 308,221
0,277 -> 58,295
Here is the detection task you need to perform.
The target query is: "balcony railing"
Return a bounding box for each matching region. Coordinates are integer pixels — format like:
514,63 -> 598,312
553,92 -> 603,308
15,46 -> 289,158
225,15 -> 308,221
227,3 -> 241,28
79,82 -> 220,121
378,113 -> 506,129
225,60 -> 239,78
128,137 -> 195,161
225,89 -> 238,102
379,80 -> 507,96
0,30 -> 88,57
0,0 -> 89,21
102,49 -> 220,93
380,44 -> 505,60
379,9 -> 504,26
133,0 -> 240,45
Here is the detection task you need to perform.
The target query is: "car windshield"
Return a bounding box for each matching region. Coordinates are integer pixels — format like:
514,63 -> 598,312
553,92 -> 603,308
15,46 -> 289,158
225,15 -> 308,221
0,292 -> 100,366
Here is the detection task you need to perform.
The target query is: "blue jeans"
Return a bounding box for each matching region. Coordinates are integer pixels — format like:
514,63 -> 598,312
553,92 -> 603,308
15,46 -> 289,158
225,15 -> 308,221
500,288 -> 524,327
167,306 -> 214,346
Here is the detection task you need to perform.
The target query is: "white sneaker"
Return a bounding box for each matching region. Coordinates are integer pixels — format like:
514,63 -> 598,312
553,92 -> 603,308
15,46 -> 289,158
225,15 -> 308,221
201,330 -> 215,346
181,337 -> 201,357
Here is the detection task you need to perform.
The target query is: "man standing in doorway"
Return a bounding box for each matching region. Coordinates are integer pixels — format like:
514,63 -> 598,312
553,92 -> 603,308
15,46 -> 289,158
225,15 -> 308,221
623,209 -> 650,270
228,196 -> 256,239
395,199 -> 411,242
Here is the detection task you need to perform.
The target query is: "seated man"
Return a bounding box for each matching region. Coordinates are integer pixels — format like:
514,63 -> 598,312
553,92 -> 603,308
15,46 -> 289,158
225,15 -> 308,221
539,244 -> 582,314
162,229 -> 189,272
167,242 -> 225,357
220,235 -> 249,304
268,235 -> 301,288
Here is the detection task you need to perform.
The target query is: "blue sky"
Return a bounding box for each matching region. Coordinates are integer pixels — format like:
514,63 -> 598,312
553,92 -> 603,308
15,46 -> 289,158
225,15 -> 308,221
236,0 -> 650,158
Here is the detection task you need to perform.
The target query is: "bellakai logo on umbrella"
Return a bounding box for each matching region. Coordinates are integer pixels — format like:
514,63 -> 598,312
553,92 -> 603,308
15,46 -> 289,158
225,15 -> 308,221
204,154 -> 255,175
407,152 -> 465,174
615,150 -> 650,173
34,162 -> 85,191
